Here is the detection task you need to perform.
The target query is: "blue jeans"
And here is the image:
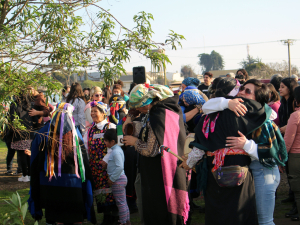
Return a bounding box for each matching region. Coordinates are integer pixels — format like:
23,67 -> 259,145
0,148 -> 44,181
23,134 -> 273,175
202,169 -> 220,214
250,160 -> 280,225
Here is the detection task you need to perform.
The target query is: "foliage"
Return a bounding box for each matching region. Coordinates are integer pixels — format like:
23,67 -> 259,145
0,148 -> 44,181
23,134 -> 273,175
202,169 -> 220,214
198,50 -> 224,72
0,0 -> 185,131
0,192 -> 37,225
239,55 -> 262,68
245,62 -> 265,76
250,61 -> 299,79
181,65 -> 196,78
81,80 -> 105,89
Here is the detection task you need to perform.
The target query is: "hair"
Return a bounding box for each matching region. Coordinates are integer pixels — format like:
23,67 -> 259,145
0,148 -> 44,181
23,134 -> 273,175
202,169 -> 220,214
128,82 -> 137,95
114,80 -> 124,88
112,84 -> 124,97
270,75 -> 283,92
281,77 -> 298,99
267,83 -> 280,103
235,74 -> 246,84
62,85 -> 70,93
294,86 -> 300,105
83,88 -> 90,92
66,82 -> 84,103
243,79 -> 269,105
215,77 -> 237,97
208,77 -> 223,97
104,129 -> 118,144
102,87 -> 112,104
204,72 -> 213,78
90,86 -> 102,98
236,69 -> 248,81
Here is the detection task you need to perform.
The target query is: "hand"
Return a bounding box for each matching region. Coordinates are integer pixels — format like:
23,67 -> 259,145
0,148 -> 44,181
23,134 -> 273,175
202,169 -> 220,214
179,156 -> 192,170
280,126 -> 286,134
29,109 -> 41,117
122,116 -> 132,133
122,136 -> 138,146
24,149 -> 31,156
278,165 -> 285,173
226,131 -> 247,149
108,178 -> 114,186
228,98 -> 247,117
101,161 -> 107,169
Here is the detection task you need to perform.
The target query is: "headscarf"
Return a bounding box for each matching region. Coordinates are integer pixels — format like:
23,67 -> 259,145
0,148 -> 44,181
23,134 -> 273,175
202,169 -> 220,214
129,84 -> 174,108
227,79 -> 241,97
183,89 -> 206,106
182,77 -> 200,87
109,95 -> 126,124
90,100 -> 108,115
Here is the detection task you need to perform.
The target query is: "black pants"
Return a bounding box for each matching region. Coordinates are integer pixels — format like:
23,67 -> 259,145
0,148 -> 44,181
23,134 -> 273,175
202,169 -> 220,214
6,141 -> 22,172
16,150 -> 30,176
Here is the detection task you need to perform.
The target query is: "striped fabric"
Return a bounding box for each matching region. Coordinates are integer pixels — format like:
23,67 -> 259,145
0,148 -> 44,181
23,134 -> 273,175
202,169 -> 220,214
111,174 -> 130,224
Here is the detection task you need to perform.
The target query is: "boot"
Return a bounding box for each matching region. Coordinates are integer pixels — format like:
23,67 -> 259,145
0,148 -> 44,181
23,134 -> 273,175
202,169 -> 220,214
285,206 -> 298,218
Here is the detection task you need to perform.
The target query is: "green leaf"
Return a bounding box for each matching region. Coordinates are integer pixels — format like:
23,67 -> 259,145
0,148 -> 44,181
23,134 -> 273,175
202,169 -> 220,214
21,202 -> 28,220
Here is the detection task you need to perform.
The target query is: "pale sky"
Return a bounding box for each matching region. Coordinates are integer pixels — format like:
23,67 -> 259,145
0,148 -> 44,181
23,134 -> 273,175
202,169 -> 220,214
84,0 -> 300,74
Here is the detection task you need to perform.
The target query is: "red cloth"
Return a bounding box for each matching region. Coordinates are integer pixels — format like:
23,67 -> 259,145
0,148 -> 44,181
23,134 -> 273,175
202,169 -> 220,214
268,101 -> 281,126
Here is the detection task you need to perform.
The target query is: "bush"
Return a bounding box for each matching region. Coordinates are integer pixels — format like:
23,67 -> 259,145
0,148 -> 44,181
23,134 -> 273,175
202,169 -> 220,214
81,80 -> 105,89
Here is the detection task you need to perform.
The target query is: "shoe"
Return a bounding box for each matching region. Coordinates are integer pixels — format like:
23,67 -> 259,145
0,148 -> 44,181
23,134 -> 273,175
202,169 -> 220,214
18,175 -> 30,182
282,196 -> 295,203
285,207 -> 298,218
291,214 -> 299,221
4,170 -> 13,175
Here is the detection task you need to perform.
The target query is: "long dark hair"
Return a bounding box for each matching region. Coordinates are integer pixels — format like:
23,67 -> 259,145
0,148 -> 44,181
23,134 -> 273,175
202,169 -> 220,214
267,83 -> 280,103
215,77 -> 237,97
281,77 -> 298,100
66,82 -> 84,103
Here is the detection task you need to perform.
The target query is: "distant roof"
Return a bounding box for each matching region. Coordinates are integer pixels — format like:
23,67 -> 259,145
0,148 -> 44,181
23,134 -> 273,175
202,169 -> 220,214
119,75 -> 133,82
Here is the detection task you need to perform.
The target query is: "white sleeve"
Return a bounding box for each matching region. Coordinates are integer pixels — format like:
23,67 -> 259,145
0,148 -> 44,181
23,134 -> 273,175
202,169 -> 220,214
202,97 -> 230,114
269,109 -> 277,121
186,147 -> 206,168
109,123 -> 117,129
243,139 -> 259,160
103,148 -> 112,163
83,130 -> 89,155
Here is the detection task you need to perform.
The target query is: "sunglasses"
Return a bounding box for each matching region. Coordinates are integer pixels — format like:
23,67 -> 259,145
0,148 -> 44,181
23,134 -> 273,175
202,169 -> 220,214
94,94 -> 102,97
239,86 -> 253,95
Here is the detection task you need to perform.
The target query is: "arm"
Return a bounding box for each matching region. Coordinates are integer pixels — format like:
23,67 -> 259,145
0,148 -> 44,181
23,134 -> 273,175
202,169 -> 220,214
109,151 -> 124,182
202,97 -> 229,114
33,94 -> 50,117
185,108 -> 199,122
78,99 -> 86,130
284,113 -> 299,153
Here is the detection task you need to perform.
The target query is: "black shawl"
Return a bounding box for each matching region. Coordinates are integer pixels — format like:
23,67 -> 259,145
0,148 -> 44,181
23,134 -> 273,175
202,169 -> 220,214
278,96 -> 294,127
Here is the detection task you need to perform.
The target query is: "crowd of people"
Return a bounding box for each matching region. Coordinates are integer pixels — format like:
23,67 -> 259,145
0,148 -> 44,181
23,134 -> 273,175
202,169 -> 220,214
2,70 -> 300,225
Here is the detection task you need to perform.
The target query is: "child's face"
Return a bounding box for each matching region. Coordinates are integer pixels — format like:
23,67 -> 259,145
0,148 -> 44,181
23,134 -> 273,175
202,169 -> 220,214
104,139 -> 115,148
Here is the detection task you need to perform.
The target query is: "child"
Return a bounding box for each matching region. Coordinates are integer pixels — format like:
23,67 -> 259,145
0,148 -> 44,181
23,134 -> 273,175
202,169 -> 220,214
104,129 -> 131,225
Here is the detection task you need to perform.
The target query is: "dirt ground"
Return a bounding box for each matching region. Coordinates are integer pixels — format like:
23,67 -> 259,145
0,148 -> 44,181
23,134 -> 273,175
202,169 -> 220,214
0,153 -> 297,225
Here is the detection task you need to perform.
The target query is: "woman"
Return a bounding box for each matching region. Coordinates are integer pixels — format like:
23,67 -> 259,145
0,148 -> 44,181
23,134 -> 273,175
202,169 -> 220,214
10,87 -> 50,182
83,100 -> 117,224
122,84 -> 189,225
84,86 -> 103,130
28,103 -> 96,225
284,86 -> 300,222
108,95 -> 127,125
112,84 -> 129,102
66,82 -> 86,134
187,78 -> 287,225
278,77 -> 298,134
267,83 -> 281,126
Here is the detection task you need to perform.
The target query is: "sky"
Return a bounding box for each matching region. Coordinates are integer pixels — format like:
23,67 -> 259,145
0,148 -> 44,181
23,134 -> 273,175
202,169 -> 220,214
83,0 -> 300,74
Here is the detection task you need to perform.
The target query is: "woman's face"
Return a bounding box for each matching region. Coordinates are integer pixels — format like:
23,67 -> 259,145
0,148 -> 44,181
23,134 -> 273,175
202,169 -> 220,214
91,107 -> 105,123
181,84 -> 187,92
237,83 -> 256,101
279,82 -> 290,98
113,89 -> 121,95
93,92 -> 103,101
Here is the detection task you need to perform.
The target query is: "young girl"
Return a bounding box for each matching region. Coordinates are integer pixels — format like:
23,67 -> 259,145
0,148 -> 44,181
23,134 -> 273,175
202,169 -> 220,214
104,129 -> 131,225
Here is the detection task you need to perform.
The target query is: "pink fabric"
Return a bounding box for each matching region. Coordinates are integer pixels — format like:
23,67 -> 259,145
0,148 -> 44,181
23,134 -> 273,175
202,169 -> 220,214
268,101 -> 281,126
284,110 -> 300,153
161,109 -> 190,224
84,102 -> 93,129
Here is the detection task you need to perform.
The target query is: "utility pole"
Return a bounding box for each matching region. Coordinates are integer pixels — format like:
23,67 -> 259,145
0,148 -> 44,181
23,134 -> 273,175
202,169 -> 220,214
281,39 -> 295,77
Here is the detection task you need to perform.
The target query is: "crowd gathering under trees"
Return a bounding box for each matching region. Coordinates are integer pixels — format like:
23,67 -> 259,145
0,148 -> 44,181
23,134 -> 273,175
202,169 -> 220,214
2,67 -> 300,225
1,1 -> 300,225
